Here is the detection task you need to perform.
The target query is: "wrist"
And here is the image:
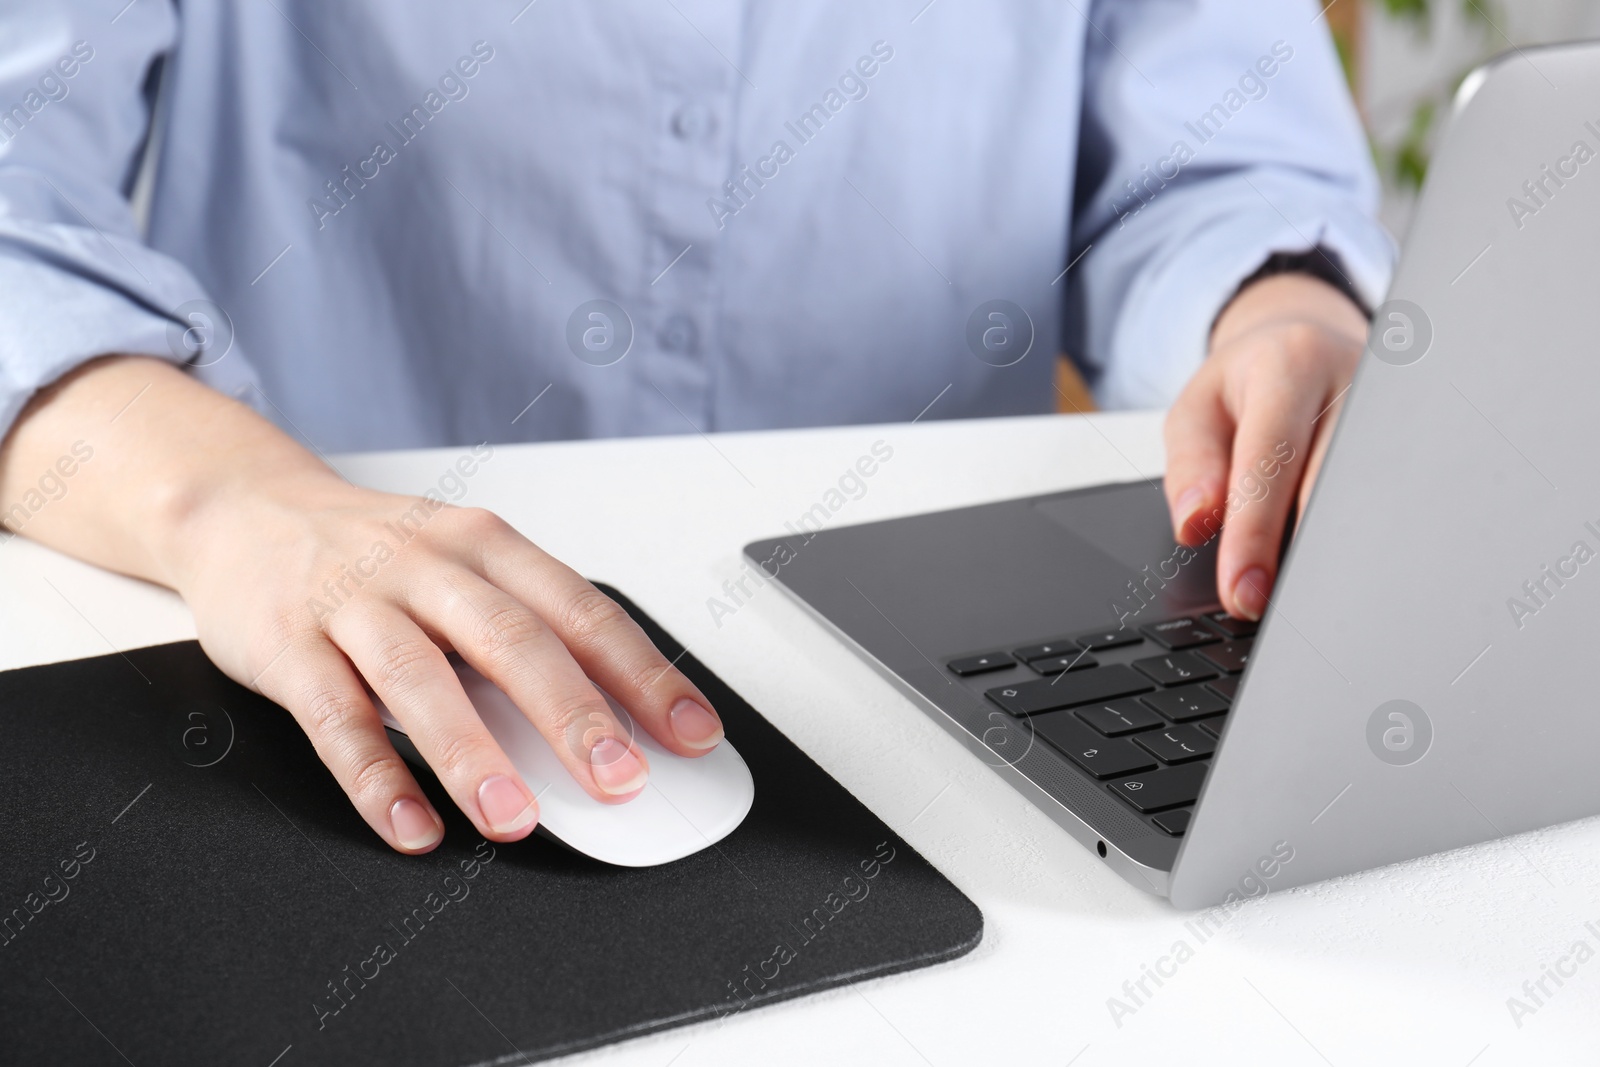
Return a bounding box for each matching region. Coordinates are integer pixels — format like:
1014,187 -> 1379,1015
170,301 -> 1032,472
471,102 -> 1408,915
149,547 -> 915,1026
151,446 -> 347,595
1210,272 -> 1369,355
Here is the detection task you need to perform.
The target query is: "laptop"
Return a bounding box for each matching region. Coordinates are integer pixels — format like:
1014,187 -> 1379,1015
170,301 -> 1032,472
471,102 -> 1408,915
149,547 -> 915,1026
745,44 -> 1600,908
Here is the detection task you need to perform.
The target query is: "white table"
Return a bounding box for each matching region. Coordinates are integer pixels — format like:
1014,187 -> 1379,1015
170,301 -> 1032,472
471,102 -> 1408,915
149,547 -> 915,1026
5,411 -> 1596,1065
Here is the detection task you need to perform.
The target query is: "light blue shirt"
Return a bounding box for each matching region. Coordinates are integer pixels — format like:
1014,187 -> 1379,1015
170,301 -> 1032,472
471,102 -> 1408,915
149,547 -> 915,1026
0,1 -> 1393,452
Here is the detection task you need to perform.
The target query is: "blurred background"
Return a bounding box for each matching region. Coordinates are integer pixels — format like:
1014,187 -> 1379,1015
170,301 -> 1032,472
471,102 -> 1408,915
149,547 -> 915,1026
1344,0 -> 1600,236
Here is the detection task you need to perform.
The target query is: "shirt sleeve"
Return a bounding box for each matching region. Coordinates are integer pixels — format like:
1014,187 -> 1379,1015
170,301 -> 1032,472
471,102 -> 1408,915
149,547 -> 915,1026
0,2 -> 257,443
1065,0 -> 1397,410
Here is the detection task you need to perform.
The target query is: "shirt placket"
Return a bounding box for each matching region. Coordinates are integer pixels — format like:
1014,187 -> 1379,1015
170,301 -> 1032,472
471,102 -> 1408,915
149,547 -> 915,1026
633,0 -> 748,435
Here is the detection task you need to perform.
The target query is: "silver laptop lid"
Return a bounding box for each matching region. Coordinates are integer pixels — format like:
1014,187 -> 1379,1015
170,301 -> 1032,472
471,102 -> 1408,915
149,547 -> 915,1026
1171,43 -> 1600,907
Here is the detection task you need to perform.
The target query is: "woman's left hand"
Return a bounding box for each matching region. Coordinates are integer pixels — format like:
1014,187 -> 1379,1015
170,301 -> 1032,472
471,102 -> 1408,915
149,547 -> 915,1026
1163,272 -> 1369,620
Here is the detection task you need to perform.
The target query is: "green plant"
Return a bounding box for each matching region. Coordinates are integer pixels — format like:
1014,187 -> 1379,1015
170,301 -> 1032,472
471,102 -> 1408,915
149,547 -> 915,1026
1340,0 -> 1502,191
1376,0 -> 1491,31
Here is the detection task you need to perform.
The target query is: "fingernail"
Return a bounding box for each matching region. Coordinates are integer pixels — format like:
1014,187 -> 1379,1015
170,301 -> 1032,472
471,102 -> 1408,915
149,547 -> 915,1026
390,797 -> 443,850
591,737 -> 649,795
1174,485 -> 1206,532
477,774 -> 538,835
669,698 -> 724,750
1232,567 -> 1271,622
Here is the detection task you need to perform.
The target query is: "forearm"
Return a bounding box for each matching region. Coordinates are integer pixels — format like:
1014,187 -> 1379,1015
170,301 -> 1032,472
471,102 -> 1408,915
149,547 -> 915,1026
0,356 -> 339,589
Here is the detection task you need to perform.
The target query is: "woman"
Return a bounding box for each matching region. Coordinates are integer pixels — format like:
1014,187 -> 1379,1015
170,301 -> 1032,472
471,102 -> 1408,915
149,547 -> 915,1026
0,0 -> 1386,852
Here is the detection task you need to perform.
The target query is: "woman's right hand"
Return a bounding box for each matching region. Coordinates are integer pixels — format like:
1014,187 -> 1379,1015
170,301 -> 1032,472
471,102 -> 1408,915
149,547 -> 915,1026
0,356 -> 725,852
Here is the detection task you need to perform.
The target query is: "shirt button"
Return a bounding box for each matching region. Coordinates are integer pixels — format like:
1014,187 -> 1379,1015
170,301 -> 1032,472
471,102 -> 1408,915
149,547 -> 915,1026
671,102 -> 713,140
658,316 -> 697,352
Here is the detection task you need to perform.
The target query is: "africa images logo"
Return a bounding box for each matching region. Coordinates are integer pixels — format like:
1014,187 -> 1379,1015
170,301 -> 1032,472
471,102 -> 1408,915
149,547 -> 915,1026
1366,699 -> 1432,767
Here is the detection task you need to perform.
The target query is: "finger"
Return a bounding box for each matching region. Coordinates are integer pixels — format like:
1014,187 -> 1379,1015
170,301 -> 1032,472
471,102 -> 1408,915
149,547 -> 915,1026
1214,366 -> 1322,621
1163,362 -> 1234,547
326,605 -> 542,838
256,633 -> 445,854
466,516 -> 724,757
409,569 -> 653,802
1295,387 -> 1349,531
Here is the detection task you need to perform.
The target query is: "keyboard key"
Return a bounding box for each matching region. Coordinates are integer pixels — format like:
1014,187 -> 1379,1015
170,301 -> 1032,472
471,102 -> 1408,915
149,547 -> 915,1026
947,651 -> 1014,676
1139,616 -> 1219,650
1142,684 -> 1230,722
1028,651 -> 1099,675
1200,611 -> 1257,639
1196,639 -> 1253,674
1152,809 -> 1192,836
1076,698 -> 1164,737
1133,724 -> 1217,763
1131,651 -> 1217,687
1197,715 -> 1228,739
1013,638 -> 1080,662
1032,714 -> 1158,779
1107,763 -> 1209,813
1205,675 -> 1241,701
1070,627 -> 1143,651
983,665 -> 1153,717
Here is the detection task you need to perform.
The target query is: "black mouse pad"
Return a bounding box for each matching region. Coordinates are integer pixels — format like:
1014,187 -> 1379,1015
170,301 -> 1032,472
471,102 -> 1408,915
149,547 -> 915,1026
0,585 -> 981,1065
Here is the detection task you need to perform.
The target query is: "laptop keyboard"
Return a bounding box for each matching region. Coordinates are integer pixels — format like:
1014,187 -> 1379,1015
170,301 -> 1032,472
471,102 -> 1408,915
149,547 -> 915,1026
944,610 -> 1255,838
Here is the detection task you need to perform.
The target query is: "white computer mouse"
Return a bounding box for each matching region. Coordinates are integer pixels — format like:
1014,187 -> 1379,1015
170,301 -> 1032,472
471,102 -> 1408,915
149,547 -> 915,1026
373,658 -> 754,866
